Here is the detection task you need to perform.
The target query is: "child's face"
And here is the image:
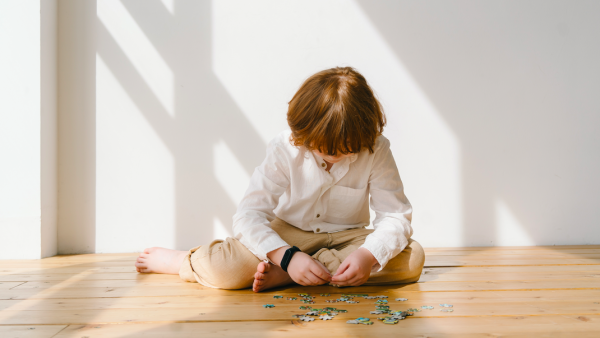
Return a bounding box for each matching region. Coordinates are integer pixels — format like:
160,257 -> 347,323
313,150 -> 353,164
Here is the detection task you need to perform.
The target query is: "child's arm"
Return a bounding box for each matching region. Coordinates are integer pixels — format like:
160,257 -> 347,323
232,140 -> 291,262
332,137 -> 413,286
233,137 -> 331,285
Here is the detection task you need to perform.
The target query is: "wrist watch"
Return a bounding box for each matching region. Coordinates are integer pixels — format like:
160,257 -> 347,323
280,246 -> 301,272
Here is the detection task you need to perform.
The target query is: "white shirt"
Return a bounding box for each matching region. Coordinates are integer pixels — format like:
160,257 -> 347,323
232,130 -> 413,271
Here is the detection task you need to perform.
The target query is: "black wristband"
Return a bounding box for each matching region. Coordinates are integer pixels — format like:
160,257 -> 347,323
280,246 -> 301,272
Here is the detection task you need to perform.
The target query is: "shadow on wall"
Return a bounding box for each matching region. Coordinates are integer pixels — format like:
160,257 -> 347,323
93,0 -> 265,251
357,0 -> 600,246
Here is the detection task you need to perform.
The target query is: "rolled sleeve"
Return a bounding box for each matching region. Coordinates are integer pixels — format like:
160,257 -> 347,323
232,140 -> 291,261
361,138 -> 413,272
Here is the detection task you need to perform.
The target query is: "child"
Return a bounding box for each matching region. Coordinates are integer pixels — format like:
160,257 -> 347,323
135,67 -> 425,292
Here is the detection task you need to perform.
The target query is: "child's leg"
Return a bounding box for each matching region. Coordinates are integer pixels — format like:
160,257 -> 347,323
179,237 -> 275,289
312,228 -> 425,284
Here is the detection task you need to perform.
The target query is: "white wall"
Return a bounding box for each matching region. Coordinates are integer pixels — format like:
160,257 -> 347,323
57,0 -> 97,254
78,0 -> 599,254
3,1 -> 596,257
0,0 -> 57,259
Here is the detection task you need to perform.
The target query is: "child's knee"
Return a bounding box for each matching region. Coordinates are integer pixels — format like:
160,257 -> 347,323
189,238 -> 259,289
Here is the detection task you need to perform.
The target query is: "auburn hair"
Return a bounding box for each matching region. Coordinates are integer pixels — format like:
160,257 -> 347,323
287,66 -> 386,156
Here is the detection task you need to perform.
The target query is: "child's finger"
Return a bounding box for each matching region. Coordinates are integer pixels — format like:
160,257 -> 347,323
331,267 -> 356,283
333,260 -> 350,277
304,272 -> 326,285
309,263 -> 332,281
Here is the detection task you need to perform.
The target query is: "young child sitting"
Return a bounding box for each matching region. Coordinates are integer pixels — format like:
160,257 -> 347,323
135,66 -> 425,292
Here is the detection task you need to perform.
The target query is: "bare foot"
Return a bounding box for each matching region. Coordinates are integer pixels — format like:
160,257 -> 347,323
135,247 -> 187,274
253,261 -> 294,292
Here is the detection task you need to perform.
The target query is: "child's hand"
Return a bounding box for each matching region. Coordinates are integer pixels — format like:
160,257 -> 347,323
287,252 -> 332,286
331,248 -> 377,286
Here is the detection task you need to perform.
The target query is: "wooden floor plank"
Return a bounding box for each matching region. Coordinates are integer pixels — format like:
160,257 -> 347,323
1,300 -> 600,325
4,279 -> 600,300
3,268 -> 598,283
0,325 -> 67,338
1,265 -> 598,282
424,245 -> 600,251
42,315 -> 600,338
0,282 -> 25,289
2,289 -> 599,312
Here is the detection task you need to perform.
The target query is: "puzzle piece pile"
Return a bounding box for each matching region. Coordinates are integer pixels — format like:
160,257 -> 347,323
263,293 -> 454,325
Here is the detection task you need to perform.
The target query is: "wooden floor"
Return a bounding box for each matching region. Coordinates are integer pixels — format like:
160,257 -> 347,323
1,246 -> 600,337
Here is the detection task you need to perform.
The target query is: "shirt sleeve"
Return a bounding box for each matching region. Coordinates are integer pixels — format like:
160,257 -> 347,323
232,138 -> 291,261
360,137 -> 413,272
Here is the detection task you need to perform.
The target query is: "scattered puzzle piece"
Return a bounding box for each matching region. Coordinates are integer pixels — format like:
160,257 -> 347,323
396,298 -> 408,301
440,304 -> 453,308
273,295 -> 283,299
263,304 -> 275,308
375,299 -> 388,304
287,297 -> 297,300
370,310 -> 387,315
299,316 -> 315,322
346,300 -> 359,304
299,306 -> 312,310
320,293 -> 330,296
440,309 -> 454,312
291,314 -> 305,318
305,311 -> 319,316
320,314 -> 335,320
376,295 -> 388,298
421,305 -> 434,310
382,318 -> 399,324
363,296 -> 377,299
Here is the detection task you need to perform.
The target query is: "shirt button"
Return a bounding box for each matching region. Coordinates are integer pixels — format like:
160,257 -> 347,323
321,163 -> 326,167
316,214 -> 320,218
316,228 -> 321,233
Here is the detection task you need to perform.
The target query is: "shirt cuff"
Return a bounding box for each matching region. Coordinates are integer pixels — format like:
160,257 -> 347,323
255,236 -> 290,262
360,237 -> 394,272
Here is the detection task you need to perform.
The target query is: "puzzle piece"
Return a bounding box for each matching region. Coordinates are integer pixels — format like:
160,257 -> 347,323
298,293 -> 310,297
263,304 -> 275,308
346,300 -> 359,304
439,303 -> 453,308
390,310 -> 410,317
299,306 -> 312,310
375,295 -> 388,298
305,311 -> 319,316
287,297 -> 297,301
440,309 -> 454,312
382,318 -> 399,324
273,295 -> 283,299
376,305 -> 390,310
363,296 -> 377,299
299,316 -> 315,322
320,293 -> 331,296
370,310 -> 387,315
291,314 -> 305,318
320,314 -> 335,320
406,308 -> 421,312
395,298 -> 408,301
347,318 -> 374,325
421,305 -> 434,310
375,299 -> 388,304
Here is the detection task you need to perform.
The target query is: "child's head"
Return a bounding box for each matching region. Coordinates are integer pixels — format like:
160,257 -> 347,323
287,67 -> 386,158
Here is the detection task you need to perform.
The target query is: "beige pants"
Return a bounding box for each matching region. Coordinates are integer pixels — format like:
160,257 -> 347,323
179,218 -> 425,289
